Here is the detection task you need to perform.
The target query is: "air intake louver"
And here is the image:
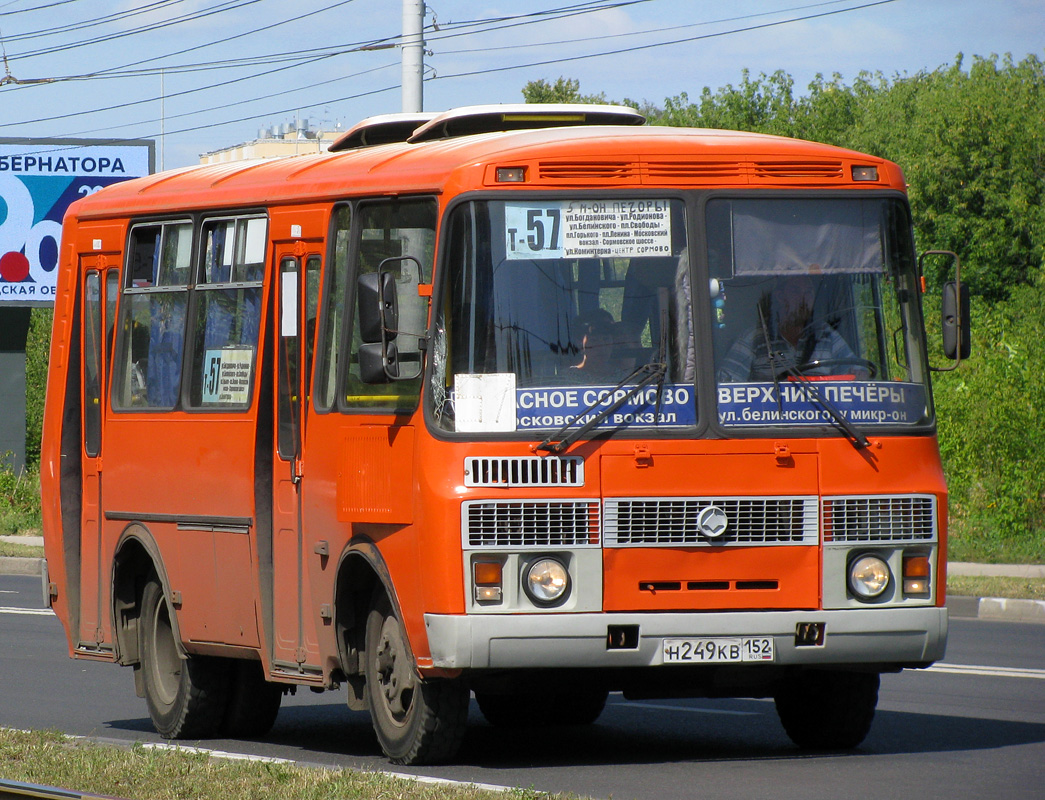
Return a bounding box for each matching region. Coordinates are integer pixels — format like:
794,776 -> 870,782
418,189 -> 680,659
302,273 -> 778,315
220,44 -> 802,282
464,457 -> 584,487
753,160 -> 845,179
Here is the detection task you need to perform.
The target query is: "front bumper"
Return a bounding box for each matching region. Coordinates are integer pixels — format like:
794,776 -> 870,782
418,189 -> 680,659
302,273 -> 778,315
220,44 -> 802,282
424,606 -> 948,670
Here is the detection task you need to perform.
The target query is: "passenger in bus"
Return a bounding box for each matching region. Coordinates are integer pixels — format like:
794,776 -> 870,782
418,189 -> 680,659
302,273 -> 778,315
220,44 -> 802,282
568,309 -> 634,382
718,274 -> 866,382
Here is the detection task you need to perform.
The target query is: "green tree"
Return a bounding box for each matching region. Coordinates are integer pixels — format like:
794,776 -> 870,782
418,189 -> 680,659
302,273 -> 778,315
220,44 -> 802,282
522,77 -> 607,105
660,69 -> 799,136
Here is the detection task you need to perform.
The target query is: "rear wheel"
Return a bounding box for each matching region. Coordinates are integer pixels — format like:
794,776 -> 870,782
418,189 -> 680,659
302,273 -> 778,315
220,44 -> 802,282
475,687 -> 609,727
139,579 -> 230,738
364,592 -> 469,765
774,670 -> 879,750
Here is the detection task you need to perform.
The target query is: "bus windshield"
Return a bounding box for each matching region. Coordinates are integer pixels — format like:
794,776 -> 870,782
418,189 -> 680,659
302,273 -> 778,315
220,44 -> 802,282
708,196 -> 932,431
429,194 -> 932,437
431,197 -> 693,434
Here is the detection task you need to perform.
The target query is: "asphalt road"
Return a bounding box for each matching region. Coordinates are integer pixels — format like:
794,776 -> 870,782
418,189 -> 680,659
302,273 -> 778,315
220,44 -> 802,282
2,573 -> 1043,800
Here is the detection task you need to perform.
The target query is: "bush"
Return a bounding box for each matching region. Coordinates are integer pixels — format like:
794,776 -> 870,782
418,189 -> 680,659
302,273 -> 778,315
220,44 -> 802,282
932,276 -> 1045,561
0,461 -> 42,536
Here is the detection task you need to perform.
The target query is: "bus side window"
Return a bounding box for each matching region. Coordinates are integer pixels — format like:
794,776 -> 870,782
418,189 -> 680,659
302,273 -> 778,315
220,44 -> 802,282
187,216 -> 266,409
113,222 -> 191,409
314,205 -> 351,412
341,198 -> 435,412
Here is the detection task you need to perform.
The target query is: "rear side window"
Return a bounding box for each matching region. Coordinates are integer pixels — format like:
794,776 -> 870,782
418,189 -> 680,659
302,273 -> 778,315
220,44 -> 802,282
187,217 -> 267,408
113,221 -> 192,409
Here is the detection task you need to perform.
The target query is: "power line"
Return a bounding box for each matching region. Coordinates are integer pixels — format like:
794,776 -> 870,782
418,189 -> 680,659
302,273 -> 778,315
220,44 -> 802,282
4,1 -> 899,156
430,1 -> 865,57
3,0 -> 636,83
429,0 -> 898,82
5,0 -> 265,62
0,0 -> 84,16
1,0 -> 190,43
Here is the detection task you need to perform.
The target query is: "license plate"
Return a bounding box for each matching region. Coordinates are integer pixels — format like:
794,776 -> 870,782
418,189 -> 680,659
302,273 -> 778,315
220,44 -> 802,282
662,636 -> 775,664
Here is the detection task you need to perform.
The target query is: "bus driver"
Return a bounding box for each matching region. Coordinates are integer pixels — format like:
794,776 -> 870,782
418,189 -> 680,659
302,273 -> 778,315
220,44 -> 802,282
717,274 -> 867,382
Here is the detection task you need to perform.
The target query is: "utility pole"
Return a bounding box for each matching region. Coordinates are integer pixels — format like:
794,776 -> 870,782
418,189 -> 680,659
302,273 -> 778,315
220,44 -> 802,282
402,0 -> 424,112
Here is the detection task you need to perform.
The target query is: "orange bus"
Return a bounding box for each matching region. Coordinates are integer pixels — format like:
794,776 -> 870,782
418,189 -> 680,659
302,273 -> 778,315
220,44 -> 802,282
41,105 -> 962,765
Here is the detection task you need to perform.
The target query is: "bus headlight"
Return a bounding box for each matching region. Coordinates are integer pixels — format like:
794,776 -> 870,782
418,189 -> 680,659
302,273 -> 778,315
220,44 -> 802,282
523,558 -> 570,606
848,555 -> 891,600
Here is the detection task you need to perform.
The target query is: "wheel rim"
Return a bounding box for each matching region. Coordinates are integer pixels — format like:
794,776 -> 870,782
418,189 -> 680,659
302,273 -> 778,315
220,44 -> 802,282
147,593 -> 182,707
373,615 -> 415,726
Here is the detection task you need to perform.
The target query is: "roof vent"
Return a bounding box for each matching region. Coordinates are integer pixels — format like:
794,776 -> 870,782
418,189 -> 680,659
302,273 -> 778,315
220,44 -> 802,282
328,112 -> 437,152
407,104 -> 645,143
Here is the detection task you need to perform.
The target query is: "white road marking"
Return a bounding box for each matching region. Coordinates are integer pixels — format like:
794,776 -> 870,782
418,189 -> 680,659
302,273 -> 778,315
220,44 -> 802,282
0,606 -> 52,616
924,663 -> 1045,680
616,701 -> 761,716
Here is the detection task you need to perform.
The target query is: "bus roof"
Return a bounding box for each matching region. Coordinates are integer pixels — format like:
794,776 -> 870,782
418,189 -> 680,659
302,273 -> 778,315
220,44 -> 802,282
71,120 -> 903,220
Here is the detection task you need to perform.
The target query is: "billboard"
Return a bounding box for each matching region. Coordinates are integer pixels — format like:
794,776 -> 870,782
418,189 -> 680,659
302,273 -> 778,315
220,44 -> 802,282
0,138 -> 153,306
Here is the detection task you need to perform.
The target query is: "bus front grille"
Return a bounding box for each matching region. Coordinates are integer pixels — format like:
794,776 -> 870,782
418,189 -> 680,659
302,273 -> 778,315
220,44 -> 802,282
463,500 -> 601,549
822,495 -> 937,543
603,496 -> 818,547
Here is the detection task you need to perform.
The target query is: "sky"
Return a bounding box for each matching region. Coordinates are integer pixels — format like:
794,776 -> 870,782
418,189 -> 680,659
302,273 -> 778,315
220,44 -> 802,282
0,0 -> 1041,169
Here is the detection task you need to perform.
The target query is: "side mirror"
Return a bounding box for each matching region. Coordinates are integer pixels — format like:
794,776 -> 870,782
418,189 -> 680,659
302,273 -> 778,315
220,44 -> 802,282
359,340 -> 399,382
919,250 -> 970,372
942,280 -> 971,360
357,271 -> 399,383
357,271 -> 397,345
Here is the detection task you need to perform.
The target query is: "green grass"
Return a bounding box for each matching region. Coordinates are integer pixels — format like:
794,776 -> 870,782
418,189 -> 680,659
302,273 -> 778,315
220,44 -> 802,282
0,729 -> 562,800
0,539 -> 42,558
0,463 -> 42,538
947,575 -> 1045,601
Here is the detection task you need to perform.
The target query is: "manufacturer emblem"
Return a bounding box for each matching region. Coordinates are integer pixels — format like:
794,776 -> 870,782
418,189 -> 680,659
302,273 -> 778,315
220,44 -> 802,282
697,505 -> 729,538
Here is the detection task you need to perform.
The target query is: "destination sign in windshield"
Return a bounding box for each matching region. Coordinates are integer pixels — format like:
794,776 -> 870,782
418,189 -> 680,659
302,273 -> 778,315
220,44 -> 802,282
717,380 -> 928,427
504,199 -> 672,260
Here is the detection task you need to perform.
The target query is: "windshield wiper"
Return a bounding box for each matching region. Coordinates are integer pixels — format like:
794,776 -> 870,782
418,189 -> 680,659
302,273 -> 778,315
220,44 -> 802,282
781,367 -> 871,450
535,360 -> 667,454
758,306 -> 869,450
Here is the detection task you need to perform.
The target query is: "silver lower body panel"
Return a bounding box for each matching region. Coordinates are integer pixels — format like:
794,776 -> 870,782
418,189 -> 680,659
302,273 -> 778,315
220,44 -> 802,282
424,606 -> 948,670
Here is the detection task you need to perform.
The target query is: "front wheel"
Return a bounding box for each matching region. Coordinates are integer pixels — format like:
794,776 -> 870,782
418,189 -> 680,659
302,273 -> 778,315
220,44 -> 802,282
364,592 -> 469,765
475,687 -> 609,727
774,670 -> 879,750
139,579 -> 230,738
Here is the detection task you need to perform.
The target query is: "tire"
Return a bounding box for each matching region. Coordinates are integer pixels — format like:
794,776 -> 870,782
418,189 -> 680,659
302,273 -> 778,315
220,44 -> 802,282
222,659 -> 283,739
774,670 -> 879,750
364,592 -> 469,765
139,579 -> 230,739
475,687 -> 609,728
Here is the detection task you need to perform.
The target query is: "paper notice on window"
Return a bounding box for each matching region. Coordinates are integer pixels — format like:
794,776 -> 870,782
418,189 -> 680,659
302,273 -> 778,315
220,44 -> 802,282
202,347 -> 254,405
504,199 -> 672,260
454,373 -> 517,432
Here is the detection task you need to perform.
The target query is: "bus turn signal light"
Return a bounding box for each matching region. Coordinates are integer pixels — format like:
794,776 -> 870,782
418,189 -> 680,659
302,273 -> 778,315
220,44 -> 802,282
903,554 -> 931,597
474,561 -> 503,603
852,165 -> 879,181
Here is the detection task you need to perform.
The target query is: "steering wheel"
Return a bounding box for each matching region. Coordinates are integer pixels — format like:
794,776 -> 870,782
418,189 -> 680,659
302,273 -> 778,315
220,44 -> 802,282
791,358 -> 877,379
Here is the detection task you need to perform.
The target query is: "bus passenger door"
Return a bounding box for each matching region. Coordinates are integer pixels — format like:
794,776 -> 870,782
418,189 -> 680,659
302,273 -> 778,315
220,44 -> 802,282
78,264 -> 118,649
270,252 -> 321,671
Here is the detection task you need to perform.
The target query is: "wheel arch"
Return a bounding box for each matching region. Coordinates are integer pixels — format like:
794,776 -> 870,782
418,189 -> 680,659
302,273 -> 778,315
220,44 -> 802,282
111,524 -> 183,668
332,538 -> 403,708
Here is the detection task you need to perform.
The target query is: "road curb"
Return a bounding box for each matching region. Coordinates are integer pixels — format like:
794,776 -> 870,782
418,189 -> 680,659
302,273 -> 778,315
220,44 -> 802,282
947,595 -> 1045,624
0,557 -> 43,577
